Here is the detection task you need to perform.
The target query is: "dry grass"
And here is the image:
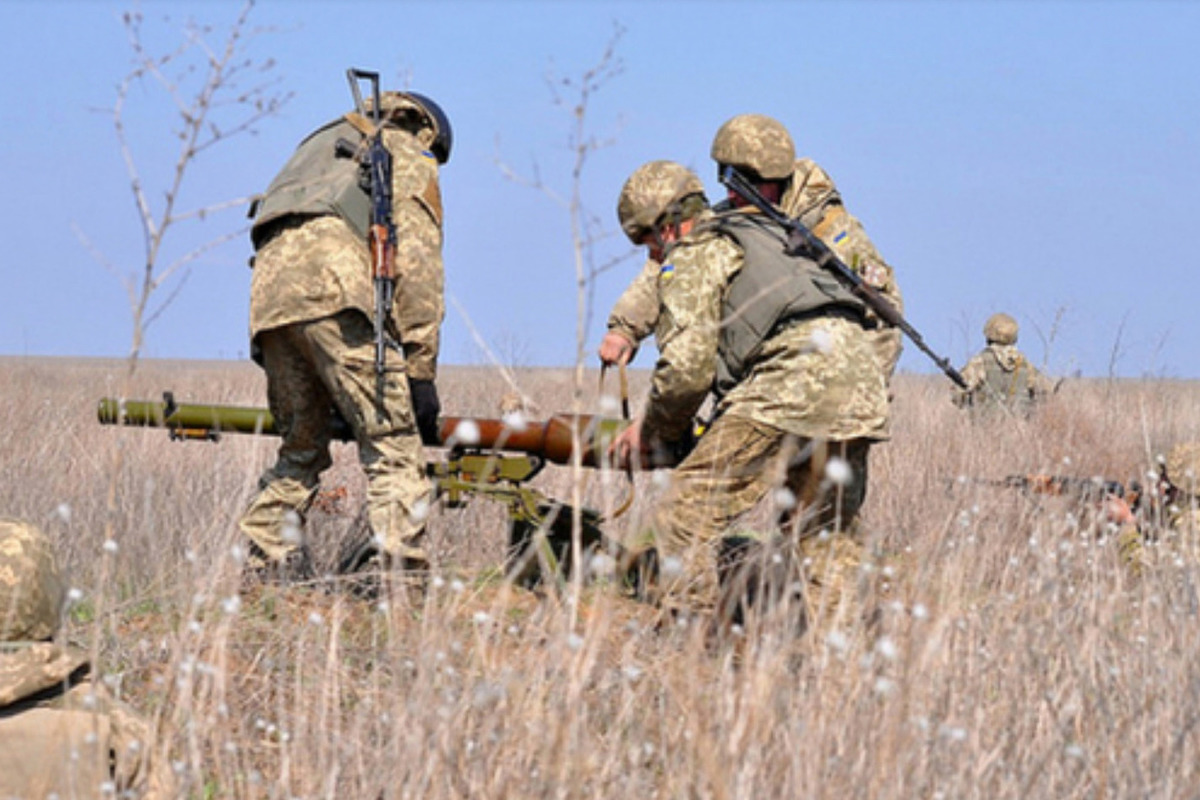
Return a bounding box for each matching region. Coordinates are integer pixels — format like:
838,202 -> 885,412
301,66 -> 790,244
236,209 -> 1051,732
4,355 -> 1200,798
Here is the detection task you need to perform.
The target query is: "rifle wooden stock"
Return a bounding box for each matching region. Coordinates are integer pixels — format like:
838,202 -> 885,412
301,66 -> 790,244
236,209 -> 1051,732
97,395 -> 631,468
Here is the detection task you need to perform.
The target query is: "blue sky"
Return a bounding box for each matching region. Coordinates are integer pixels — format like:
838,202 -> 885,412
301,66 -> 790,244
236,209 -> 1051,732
2,0 -> 1197,379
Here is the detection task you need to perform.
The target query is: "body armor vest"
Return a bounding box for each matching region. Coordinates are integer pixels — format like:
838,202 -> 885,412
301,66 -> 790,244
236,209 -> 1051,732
709,213 -> 866,396
975,349 -> 1034,410
249,117 -> 371,249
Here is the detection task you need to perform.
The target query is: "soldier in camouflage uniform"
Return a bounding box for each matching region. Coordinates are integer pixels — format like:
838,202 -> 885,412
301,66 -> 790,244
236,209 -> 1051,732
1095,443 -> 1200,572
0,519 -> 176,798
954,313 -> 1055,415
609,159 -> 890,631
1164,443 -> 1200,543
239,90 -> 452,584
600,113 -> 904,383
1124,442 -> 1200,560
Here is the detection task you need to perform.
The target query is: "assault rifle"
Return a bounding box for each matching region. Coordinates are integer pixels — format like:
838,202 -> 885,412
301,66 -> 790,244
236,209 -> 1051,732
345,68 -> 396,376
998,474 -> 1133,503
97,393 -> 641,586
955,473 -> 1141,510
718,166 -> 967,389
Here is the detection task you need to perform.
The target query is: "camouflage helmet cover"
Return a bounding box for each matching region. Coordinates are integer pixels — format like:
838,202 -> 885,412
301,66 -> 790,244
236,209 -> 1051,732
0,519 -> 65,642
710,114 -> 796,180
617,160 -> 706,244
1167,442 -> 1200,498
365,91 -> 453,164
984,313 -> 1019,345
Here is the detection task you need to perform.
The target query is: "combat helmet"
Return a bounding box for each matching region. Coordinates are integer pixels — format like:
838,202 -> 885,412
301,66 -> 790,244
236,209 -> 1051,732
617,160 -> 707,244
984,313 -> 1019,346
1167,442 -> 1200,499
365,91 -> 453,164
0,519 -> 65,642
710,114 -> 796,181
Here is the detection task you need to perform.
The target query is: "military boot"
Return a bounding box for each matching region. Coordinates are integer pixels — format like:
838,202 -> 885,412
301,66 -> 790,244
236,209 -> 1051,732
338,535 -> 429,604
715,535 -> 807,636
240,542 -> 316,591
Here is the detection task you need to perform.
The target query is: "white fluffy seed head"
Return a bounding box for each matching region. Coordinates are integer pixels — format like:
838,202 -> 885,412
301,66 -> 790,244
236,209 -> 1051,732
810,327 -> 834,354
588,553 -> 617,577
772,487 -> 797,511
598,394 -> 621,416
281,511 -> 304,546
454,420 -> 481,446
409,497 -> 431,523
825,457 -> 852,486
501,410 -> 528,432
659,556 -> 683,578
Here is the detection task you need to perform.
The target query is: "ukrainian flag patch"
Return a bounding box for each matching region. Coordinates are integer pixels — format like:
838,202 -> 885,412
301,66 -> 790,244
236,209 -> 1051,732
833,231 -> 848,245
421,150 -> 437,162
659,263 -> 675,282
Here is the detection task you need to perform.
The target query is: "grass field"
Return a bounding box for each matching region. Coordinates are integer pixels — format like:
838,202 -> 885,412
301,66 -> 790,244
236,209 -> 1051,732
3,355 -> 1200,798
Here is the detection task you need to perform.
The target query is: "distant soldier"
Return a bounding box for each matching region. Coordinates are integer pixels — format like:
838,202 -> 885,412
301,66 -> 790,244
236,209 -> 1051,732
599,113 -> 904,383
609,157 -> 890,631
1117,442 -> 1200,552
1163,443 -> 1200,540
0,519 -> 176,798
1097,442 -> 1200,571
239,88 -> 452,587
954,313 -> 1055,414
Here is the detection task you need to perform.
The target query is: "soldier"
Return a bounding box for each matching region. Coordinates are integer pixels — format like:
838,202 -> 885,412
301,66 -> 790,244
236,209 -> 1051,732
239,89 -> 451,586
0,519 -> 176,798
599,113 -> 904,383
1094,443 -> 1200,572
954,313 -> 1055,414
1163,443 -> 1200,542
609,159 -> 890,631
1115,442 -> 1200,553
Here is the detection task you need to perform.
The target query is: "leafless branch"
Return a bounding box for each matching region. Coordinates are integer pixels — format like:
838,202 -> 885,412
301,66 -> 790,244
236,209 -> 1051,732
72,222 -> 136,310
1107,312 -> 1129,383
78,0 -> 290,373
152,225 -> 249,292
144,271 -> 193,331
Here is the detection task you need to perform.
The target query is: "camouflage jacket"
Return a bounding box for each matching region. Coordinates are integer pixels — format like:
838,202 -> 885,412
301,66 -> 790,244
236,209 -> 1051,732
642,209 -> 889,444
249,126 -> 445,381
605,256 -> 661,359
955,344 -> 1054,412
607,158 -> 903,378
0,642 -> 177,798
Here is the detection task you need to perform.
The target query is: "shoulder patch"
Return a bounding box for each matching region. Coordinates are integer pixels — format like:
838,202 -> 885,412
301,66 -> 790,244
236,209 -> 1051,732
421,150 -> 438,162
659,263 -> 675,282
833,230 -> 848,245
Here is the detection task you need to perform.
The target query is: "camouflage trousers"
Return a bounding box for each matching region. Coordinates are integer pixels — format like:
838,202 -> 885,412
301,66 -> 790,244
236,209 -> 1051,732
239,311 -> 432,564
637,414 -> 873,630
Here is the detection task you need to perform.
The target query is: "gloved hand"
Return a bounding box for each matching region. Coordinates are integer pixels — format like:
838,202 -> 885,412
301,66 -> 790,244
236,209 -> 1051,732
408,378 -> 441,445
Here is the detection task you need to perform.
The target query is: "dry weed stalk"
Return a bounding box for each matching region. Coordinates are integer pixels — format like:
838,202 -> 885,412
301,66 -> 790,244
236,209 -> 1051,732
494,24 -> 634,619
